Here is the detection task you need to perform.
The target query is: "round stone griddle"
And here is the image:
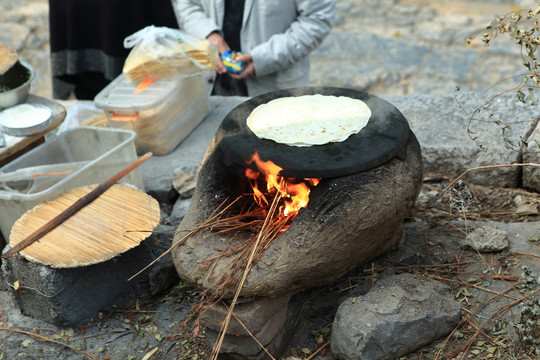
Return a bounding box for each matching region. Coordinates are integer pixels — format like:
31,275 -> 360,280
216,87 -> 411,178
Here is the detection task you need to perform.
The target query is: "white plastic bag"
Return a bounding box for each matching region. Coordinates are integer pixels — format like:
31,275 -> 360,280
122,26 -> 218,82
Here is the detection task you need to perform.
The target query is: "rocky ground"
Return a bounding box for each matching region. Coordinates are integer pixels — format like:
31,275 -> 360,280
1,0 -> 540,359
0,0 -> 535,99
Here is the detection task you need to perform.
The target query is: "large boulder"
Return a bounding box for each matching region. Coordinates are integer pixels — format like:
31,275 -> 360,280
331,273 -> 462,360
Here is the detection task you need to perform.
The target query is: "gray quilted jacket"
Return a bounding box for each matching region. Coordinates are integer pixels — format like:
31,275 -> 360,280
176,0 -> 335,96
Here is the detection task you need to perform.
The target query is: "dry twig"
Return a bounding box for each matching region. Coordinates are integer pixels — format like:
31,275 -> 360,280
0,327 -> 99,360
210,191 -> 283,359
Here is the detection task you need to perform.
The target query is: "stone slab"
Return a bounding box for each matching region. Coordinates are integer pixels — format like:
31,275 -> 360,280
200,295 -> 291,337
205,298 -> 300,359
461,226 -> 509,252
387,92 -> 539,187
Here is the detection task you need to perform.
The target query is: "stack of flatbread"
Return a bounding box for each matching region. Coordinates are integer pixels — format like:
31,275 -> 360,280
123,36 -> 218,82
246,95 -> 372,147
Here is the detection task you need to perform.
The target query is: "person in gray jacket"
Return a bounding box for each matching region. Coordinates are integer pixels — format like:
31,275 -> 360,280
176,0 -> 335,97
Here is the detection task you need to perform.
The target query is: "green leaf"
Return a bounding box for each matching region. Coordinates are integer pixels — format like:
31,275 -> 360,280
319,327 -> 330,334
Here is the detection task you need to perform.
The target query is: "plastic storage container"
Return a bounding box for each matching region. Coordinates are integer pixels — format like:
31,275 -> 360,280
94,72 -> 211,155
0,126 -> 143,240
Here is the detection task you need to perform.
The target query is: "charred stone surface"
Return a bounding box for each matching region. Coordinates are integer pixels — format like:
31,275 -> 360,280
172,132 -> 423,298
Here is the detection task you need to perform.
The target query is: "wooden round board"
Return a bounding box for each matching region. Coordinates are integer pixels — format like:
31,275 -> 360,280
9,184 -> 160,268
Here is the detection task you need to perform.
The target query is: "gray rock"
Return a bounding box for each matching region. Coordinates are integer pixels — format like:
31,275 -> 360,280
313,31 -> 430,81
146,225 -> 179,296
172,166 -> 198,199
0,23 -> 30,50
170,198 -> 192,222
517,0 -> 540,8
331,273 -> 462,360
311,30 -> 430,89
387,92 -> 538,187
415,15 -> 474,46
148,261 -> 178,296
461,226 -> 509,252
522,122 -> 540,192
200,295 -> 291,337
204,299 -> 301,360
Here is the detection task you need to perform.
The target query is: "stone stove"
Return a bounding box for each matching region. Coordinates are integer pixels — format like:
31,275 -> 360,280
171,88 -> 424,358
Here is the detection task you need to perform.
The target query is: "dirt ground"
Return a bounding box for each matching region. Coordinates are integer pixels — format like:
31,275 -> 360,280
1,176 -> 539,359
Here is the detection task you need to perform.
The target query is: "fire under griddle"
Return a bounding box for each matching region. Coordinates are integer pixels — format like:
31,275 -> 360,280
216,87 -> 411,178
172,86 -> 423,299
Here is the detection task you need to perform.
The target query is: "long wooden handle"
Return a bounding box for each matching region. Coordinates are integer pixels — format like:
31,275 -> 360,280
2,152 -> 152,259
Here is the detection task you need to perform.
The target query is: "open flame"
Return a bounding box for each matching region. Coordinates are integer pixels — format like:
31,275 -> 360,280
245,152 -> 320,218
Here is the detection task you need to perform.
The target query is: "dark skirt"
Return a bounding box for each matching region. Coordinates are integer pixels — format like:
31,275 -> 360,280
49,0 -> 178,99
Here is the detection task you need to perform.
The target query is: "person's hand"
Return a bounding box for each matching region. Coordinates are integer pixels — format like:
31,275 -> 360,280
230,53 -> 255,79
206,32 -> 229,74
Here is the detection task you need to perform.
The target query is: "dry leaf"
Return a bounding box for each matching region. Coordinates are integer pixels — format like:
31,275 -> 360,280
13,280 -> 20,291
301,347 -> 311,354
141,347 -> 158,360
515,203 -> 539,214
514,195 -> 539,214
